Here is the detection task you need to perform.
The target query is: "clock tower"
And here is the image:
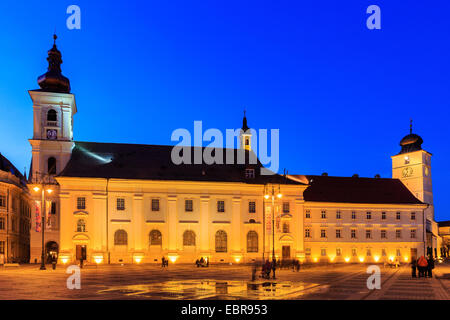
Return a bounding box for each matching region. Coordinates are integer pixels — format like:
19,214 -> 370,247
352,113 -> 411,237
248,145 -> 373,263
391,122 -> 433,211
28,35 -> 76,263
391,121 -> 437,256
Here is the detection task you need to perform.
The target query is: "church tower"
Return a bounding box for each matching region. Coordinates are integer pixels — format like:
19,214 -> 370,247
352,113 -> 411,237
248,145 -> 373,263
240,111 -> 252,151
28,35 -> 76,263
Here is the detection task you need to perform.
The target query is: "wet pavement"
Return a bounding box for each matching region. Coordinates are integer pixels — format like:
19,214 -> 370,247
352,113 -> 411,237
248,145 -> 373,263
0,262 -> 448,299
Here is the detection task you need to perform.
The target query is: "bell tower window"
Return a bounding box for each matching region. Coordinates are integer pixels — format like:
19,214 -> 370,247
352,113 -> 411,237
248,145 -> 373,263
48,157 -> 57,175
47,109 -> 57,122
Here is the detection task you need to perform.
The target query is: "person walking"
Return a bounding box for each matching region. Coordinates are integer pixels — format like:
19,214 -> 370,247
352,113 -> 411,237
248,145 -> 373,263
411,258 -> 417,278
271,258 -> 277,279
417,255 -> 428,278
427,255 -> 434,278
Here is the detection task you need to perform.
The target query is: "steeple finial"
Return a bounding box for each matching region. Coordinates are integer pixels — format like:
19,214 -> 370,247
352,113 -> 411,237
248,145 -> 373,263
410,119 -> 413,134
242,109 -> 249,132
53,33 -> 57,46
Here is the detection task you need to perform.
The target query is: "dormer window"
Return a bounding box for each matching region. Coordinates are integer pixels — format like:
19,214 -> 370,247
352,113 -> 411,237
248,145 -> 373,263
245,168 -> 255,179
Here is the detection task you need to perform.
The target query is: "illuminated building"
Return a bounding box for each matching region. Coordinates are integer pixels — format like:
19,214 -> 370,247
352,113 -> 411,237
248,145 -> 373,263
27,36 -> 437,264
0,154 -> 32,263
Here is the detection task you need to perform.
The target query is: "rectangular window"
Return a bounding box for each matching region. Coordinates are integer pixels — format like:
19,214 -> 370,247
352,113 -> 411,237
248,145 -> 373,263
77,197 -> 86,210
305,228 -> 311,238
352,248 -> 357,256
381,230 -> 387,239
336,210 -> 341,219
366,211 -> 372,220
382,212 -> 386,220
282,202 -> 290,213
116,198 -> 125,211
305,210 -> 310,219
248,201 -> 256,213
367,249 -> 372,257
336,229 -> 341,238
185,199 -> 193,212
151,199 -> 160,212
396,211 -> 401,220
352,211 -> 356,220
320,229 -> 327,238
0,241 -> 4,254
217,200 -> 225,213
396,229 -> 401,239
366,229 -> 372,239
382,249 -> 386,256
411,212 -> 416,220
321,249 -> 327,256
410,229 -> 416,239
305,248 -> 311,256
51,202 -> 57,215
336,248 -> 342,256
396,249 -> 401,257
351,229 -> 356,239
0,217 -> 4,230
245,168 -> 255,179
0,195 -> 6,208
321,210 -> 326,219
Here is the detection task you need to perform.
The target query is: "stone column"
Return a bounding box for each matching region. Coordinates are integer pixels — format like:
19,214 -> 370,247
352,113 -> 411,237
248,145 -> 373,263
231,197 -> 242,255
200,196 -> 210,256
167,195 -> 178,252
295,197 -> 305,259
133,194 -> 143,251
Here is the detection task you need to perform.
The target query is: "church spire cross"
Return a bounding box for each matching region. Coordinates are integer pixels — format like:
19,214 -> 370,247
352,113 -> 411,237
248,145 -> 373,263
410,119 -> 413,134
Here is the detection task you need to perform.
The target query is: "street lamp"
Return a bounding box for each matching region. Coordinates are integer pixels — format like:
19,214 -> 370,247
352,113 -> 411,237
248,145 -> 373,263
32,174 -> 53,270
264,184 -> 282,279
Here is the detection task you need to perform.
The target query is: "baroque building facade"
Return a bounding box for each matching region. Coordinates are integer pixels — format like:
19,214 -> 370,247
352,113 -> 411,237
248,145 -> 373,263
28,37 -> 438,265
0,153 -> 32,263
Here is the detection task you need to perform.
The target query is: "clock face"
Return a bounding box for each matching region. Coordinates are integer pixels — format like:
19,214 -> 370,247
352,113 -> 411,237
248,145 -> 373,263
46,129 -> 57,140
402,167 -> 413,178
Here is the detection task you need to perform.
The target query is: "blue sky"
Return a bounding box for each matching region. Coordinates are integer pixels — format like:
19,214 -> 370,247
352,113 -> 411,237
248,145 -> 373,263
0,1 -> 449,220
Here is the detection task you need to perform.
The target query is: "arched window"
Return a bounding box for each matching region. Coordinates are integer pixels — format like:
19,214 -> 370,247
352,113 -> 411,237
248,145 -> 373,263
149,230 -> 162,246
247,231 -> 258,253
48,157 -> 56,175
114,229 -> 128,245
47,109 -> 57,121
76,219 -> 85,232
183,230 -> 196,246
215,230 -> 227,253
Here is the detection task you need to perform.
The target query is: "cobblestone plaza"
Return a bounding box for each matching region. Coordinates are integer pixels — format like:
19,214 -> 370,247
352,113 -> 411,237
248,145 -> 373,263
0,261 -> 448,300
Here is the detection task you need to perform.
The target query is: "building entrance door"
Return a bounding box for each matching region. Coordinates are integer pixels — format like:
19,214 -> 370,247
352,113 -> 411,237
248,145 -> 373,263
76,245 -> 87,260
282,246 -> 290,260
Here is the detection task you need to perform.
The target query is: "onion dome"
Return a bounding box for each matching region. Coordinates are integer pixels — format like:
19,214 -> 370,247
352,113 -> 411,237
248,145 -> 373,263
398,120 -> 423,154
37,34 -> 71,93
242,110 -> 250,132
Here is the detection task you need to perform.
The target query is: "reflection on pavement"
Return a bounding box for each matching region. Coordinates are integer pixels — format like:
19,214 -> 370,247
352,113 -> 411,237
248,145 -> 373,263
97,279 -> 325,300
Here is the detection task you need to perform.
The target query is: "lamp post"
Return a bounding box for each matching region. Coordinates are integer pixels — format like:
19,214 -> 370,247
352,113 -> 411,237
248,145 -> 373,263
264,184 -> 282,279
32,173 -> 53,270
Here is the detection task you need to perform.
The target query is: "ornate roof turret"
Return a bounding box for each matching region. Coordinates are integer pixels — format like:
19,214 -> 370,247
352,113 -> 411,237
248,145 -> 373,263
37,34 -> 71,93
398,120 -> 423,154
